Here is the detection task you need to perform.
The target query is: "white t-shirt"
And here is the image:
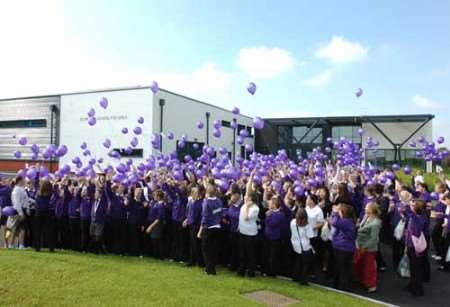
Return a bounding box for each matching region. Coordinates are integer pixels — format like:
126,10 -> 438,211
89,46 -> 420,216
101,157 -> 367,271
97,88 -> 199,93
305,205 -> 324,237
290,219 -> 314,254
11,186 -> 29,216
238,203 -> 259,236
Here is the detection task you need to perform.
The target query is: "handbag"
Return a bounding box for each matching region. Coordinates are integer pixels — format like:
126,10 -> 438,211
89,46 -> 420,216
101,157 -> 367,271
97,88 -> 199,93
411,232 -> 427,255
320,221 -> 330,242
394,219 -> 406,241
398,254 -> 410,278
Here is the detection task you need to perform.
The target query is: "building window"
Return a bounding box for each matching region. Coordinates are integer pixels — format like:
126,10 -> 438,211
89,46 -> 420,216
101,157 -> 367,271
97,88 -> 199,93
221,120 -> 231,128
292,127 -> 322,144
177,141 -> 205,161
246,126 -> 253,137
277,126 -> 290,144
332,126 -> 361,143
0,119 -> 47,129
114,148 -> 143,158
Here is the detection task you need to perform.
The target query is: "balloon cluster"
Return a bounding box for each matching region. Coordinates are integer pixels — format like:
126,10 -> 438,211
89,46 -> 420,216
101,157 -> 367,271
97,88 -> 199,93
411,136 -> 449,162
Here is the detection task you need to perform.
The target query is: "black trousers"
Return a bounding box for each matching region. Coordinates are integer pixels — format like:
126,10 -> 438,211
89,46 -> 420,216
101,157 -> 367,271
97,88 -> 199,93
188,225 -> 203,266
263,239 -> 281,276
171,222 -> 187,261
202,228 -> 221,274
127,222 -> 141,256
441,235 -> 450,270
238,234 -> 257,275
110,219 -> 127,254
150,238 -> 164,259
333,249 -> 354,291
80,219 -> 91,252
392,239 -> 405,269
55,217 -> 70,249
432,220 -> 444,256
34,211 -> 55,252
407,247 -> 425,296
293,251 -> 314,284
310,236 -> 324,274
229,232 -> 240,270
69,218 -> 81,251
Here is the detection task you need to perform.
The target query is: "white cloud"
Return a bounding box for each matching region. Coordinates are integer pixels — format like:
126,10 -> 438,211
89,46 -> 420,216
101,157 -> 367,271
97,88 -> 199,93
303,70 -> 333,87
237,46 -> 295,79
315,36 -> 368,64
413,95 -> 442,109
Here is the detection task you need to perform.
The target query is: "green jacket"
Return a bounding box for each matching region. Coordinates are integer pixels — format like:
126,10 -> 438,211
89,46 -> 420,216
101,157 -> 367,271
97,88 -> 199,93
356,217 -> 381,252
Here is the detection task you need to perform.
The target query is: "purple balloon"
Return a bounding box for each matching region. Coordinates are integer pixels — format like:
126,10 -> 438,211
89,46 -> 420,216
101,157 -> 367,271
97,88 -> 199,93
97,158 -> 104,164
55,145 -> 68,157
103,138 -> 111,149
239,129 -> 249,138
30,143 -> 40,154
193,143 -> 199,150
83,149 -> 91,157
99,97 -> 108,109
357,128 -> 364,136
230,119 -> 238,130
87,108 -> 95,117
167,132 -> 174,140
14,150 -> 22,159
245,143 -> 253,153
26,168 -> 37,180
403,165 -> 412,175
137,116 -> 144,124
213,129 -> 221,138
18,136 -> 27,146
355,88 -> 363,98
88,117 -> 96,126
392,163 -> 400,171
253,117 -> 264,130
80,142 -> 88,150
437,136 -> 445,144
232,107 -> 240,115
213,120 -> 221,129
247,82 -> 256,95
130,137 -> 139,147
133,126 -> 142,135
178,141 -> 185,149
1,206 -> 18,217
196,121 -> 204,129
294,185 -> 304,196
121,128 -> 128,134
150,81 -> 159,94
237,137 -> 244,145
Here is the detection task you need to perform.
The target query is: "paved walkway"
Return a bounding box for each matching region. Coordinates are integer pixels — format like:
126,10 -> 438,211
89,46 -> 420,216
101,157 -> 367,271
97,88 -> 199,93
314,244 -> 450,307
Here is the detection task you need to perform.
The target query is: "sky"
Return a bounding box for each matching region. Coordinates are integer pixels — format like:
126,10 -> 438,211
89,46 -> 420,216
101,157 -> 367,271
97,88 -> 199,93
0,0 -> 449,145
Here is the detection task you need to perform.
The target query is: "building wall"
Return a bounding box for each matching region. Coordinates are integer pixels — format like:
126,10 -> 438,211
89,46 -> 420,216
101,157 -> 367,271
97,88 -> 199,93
152,90 -> 254,158
59,88 -> 153,167
0,96 -> 59,161
361,120 -> 433,149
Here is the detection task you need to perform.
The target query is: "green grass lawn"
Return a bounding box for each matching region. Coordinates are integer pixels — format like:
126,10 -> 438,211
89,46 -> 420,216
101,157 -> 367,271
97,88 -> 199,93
0,249 -> 378,307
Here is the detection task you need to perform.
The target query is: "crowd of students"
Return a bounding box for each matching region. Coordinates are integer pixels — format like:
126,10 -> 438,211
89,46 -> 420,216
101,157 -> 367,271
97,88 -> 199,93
1,161 -> 450,297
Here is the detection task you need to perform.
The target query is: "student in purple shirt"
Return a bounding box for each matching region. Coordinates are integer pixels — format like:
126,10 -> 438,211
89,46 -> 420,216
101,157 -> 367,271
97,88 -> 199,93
146,190 -> 166,259
105,180 -> 128,255
67,183 -> 81,251
431,183 -> 447,261
33,180 -> 55,252
183,186 -> 205,267
79,187 -> 92,253
331,203 -> 356,291
224,191 -> 242,271
90,187 -> 108,254
263,195 -> 285,277
198,184 -> 223,275
170,185 -> 188,262
126,187 -> 147,257
405,199 -> 428,297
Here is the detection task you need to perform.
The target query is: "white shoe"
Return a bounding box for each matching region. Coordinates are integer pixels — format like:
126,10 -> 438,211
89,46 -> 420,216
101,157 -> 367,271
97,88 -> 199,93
435,256 -> 442,261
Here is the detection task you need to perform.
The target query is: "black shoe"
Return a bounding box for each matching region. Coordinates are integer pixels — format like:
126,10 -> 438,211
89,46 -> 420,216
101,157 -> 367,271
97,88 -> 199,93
185,262 -> 194,267
247,271 -> 256,278
237,270 -> 245,277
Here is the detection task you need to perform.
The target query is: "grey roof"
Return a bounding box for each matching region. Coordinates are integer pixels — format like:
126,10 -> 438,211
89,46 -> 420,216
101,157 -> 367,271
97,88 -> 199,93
264,114 -> 434,125
0,85 -> 253,120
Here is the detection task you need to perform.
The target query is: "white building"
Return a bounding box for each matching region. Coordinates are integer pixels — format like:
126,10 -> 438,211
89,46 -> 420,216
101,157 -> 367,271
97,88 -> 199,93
0,86 -> 254,172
